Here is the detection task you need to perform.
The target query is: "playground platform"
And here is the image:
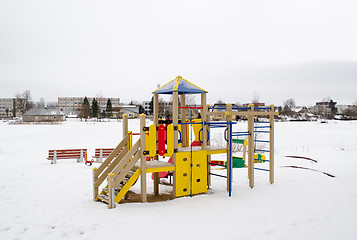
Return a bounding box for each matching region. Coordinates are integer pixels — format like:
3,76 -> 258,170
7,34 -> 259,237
178,146 -> 227,155
134,160 -> 175,173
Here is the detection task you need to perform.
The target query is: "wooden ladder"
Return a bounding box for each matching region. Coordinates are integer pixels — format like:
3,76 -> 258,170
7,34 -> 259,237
93,138 -> 142,208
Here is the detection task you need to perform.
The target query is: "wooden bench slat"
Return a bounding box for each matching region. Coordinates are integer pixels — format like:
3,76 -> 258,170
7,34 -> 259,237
47,149 -> 87,162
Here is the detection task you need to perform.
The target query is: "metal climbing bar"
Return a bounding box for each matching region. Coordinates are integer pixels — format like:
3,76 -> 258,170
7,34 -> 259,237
210,125 -> 227,128
255,131 -> 270,133
232,107 -> 250,110
178,106 -> 203,109
210,173 -> 227,178
255,149 -> 270,152
179,122 -> 203,125
254,121 -> 270,124
254,167 -> 269,171
254,159 -> 270,162
254,107 -> 272,110
209,162 -> 226,167
254,140 -> 270,143
205,121 -> 237,125
254,126 -> 271,128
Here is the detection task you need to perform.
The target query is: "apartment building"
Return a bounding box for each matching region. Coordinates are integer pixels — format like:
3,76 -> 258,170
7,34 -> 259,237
142,100 -> 172,115
58,97 -> 120,112
0,98 -> 25,118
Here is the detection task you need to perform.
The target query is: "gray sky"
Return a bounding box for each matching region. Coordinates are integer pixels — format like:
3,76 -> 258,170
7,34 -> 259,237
1,0 -> 357,106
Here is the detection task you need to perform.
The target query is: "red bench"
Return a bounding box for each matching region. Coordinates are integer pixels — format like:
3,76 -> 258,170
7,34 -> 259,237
92,148 -> 115,162
47,149 -> 87,164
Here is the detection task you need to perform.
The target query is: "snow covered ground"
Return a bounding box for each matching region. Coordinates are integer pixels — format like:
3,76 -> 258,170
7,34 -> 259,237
0,119 -> 356,240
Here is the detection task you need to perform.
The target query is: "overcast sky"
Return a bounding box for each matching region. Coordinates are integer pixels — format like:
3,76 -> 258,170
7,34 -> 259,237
1,0 -> 356,106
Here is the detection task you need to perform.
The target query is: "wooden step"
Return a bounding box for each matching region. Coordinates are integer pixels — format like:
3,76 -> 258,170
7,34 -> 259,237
101,186 -> 123,195
125,171 -> 135,178
97,194 -> 109,204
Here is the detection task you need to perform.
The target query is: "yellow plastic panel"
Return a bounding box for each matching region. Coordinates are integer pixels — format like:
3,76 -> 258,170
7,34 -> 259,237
166,124 -> 174,156
192,151 -> 207,195
175,150 -> 207,197
149,125 -> 156,157
176,152 -> 191,197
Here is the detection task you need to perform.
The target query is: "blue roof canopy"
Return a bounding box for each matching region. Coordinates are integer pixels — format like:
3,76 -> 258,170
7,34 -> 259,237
153,76 -> 207,95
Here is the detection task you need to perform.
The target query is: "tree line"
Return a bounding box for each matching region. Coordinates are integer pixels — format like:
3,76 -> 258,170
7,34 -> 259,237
78,97 -> 114,120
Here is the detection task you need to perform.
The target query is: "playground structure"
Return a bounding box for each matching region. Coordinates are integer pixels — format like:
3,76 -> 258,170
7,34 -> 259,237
92,76 -> 279,208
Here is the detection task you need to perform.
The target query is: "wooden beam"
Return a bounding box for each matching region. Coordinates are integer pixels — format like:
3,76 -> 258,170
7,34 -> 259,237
247,104 -> 254,188
153,93 -> 159,126
226,103 -> 232,192
93,167 -> 98,201
269,104 -> 275,184
172,91 -> 179,198
180,95 -> 187,147
140,114 -> 147,202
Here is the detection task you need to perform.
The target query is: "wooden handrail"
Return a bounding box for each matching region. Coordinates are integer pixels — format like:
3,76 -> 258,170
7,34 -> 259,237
95,146 -> 128,187
111,139 -> 141,187
112,139 -> 141,176
95,136 -> 128,175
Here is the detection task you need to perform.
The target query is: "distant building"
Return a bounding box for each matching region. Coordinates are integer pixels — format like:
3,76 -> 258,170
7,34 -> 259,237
121,105 -> 140,119
311,100 -> 337,119
242,103 -> 265,108
58,97 -> 120,113
23,109 -> 65,122
143,100 -> 172,116
143,101 -> 151,115
336,105 -> 356,115
0,98 -> 26,118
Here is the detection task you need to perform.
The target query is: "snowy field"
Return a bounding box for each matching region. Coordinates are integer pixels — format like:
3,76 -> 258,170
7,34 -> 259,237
0,119 -> 356,240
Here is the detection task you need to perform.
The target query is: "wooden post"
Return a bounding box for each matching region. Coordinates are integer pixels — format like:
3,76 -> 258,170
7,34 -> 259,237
226,103 -> 232,192
123,114 -> 128,139
108,173 -> 116,209
153,94 -> 159,126
269,104 -> 275,184
153,93 -> 159,193
140,114 -> 147,202
206,104 -> 212,188
153,94 -> 159,163
201,93 -> 207,150
93,167 -> 98,201
248,104 -> 255,188
180,94 -> 187,147
154,172 -> 159,195
172,91 -> 179,198
123,114 -> 130,200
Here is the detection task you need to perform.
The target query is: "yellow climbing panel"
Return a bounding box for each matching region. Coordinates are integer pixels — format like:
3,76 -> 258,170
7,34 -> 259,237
175,150 -> 207,197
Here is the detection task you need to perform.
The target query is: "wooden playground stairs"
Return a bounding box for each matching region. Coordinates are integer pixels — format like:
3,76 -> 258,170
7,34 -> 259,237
93,135 -> 142,206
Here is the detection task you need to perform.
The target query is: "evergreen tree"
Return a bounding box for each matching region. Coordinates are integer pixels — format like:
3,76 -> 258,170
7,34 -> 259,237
138,104 -> 144,114
79,96 -> 91,120
92,98 -> 99,118
106,99 -> 113,118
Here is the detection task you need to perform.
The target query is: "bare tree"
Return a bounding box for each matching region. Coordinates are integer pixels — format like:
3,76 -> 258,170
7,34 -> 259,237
282,98 -> 296,116
36,98 -> 46,109
252,91 -> 260,103
16,90 -> 35,115
185,95 -> 196,106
